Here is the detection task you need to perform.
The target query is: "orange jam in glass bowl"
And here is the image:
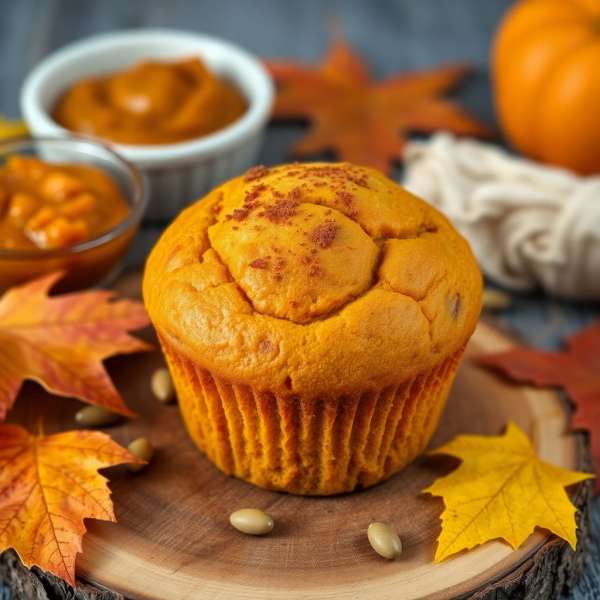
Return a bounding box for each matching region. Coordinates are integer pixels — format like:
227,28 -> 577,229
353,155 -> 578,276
0,157 -> 130,250
0,137 -> 147,294
52,58 -> 247,145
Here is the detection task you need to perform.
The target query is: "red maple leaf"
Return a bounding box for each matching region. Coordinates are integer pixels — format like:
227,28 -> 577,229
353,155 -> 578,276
474,319 -> 600,493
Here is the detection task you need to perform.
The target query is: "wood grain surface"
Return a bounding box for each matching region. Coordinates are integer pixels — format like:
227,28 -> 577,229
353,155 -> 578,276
2,272 -> 592,600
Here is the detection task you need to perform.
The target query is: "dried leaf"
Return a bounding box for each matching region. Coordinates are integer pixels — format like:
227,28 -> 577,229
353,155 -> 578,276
265,34 -> 493,173
474,318 -> 600,493
0,423 -> 142,585
424,422 -> 593,562
0,271 -> 151,421
0,116 -> 28,141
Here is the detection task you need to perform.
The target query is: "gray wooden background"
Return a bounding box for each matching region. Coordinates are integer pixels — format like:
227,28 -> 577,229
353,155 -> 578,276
0,0 -> 598,598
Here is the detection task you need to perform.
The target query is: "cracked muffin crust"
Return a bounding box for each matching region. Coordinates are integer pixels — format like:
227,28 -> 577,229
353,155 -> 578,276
144,162 -> 482,495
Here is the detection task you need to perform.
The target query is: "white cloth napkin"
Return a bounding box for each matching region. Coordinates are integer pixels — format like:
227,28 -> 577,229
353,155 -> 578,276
403,133 -> 600,300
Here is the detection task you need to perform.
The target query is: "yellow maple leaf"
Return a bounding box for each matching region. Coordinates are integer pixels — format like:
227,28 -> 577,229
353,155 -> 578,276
423,422 -> 594,562
0,116 -> 28,141
0,424 -> 143,586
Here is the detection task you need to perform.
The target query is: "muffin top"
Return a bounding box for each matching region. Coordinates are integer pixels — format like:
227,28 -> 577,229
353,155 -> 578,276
144,163 -> 482,398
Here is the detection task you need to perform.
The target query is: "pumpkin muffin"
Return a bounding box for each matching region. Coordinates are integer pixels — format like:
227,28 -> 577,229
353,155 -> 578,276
144,162 -> 482,495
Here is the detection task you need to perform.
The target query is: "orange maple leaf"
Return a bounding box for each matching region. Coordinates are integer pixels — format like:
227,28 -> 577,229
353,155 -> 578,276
265,35 -> 494,173
0,423 -> 142,585
0,271 -> 151,421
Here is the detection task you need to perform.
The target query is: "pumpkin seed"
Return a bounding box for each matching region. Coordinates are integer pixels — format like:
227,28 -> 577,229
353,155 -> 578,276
230,508 -> 274,535
367,522 -> 402,559
127,437 -> 154,473
151,368 -> 175,403
75,406 -> 122,428
482,287 -> 512,311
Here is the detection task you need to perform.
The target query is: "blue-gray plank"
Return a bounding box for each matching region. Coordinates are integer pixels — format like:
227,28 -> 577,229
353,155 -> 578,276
0,0 -> 598,598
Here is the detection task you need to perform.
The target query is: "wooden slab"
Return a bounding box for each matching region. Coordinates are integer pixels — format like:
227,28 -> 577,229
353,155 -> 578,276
2,273 -> 592,600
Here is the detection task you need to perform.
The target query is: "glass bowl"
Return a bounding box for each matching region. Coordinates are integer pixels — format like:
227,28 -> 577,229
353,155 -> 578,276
0,136 -> 147,294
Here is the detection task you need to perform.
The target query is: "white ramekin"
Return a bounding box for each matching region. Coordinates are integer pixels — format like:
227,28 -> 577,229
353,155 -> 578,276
21,29 -> 274,221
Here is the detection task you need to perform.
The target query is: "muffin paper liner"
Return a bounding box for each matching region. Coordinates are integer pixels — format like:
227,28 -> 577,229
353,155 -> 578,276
161,334 -> 464,495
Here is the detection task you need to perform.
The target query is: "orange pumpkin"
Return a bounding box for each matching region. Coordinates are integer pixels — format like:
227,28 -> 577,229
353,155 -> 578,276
492,0 -> 600,175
